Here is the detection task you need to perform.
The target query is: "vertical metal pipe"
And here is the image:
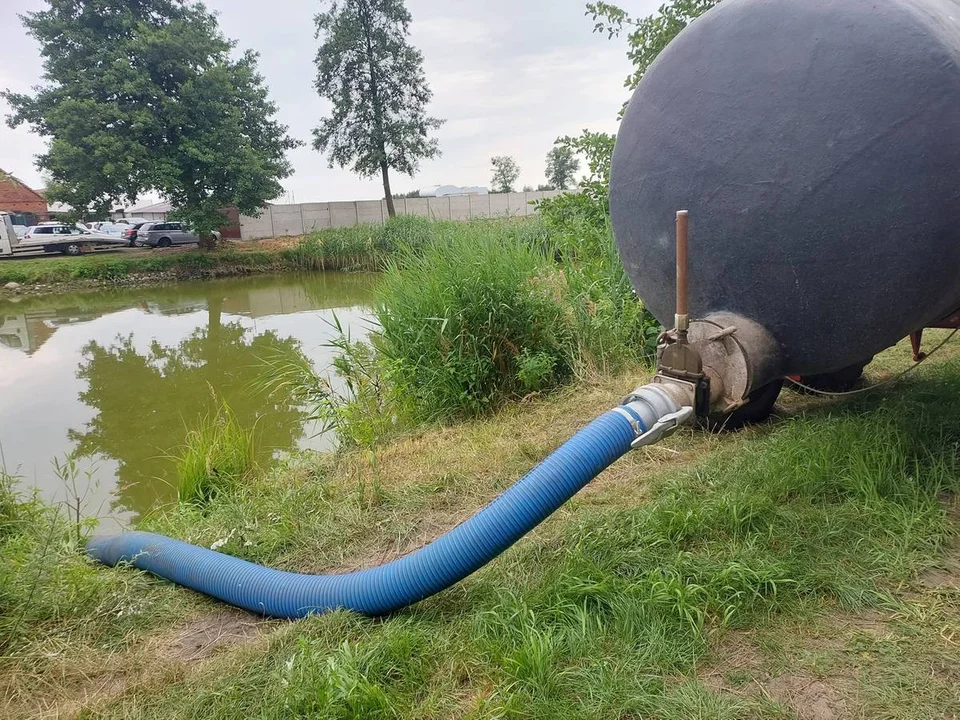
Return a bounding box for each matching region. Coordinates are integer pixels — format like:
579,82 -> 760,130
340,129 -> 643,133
675,210 -> 689,334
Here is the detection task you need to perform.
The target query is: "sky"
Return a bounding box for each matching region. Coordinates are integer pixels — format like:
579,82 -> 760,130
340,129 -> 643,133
0,0 -> 660,206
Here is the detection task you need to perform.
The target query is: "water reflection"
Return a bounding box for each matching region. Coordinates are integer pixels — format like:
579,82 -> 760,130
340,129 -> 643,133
0,274 -> 375,528
70,306 -> 308,518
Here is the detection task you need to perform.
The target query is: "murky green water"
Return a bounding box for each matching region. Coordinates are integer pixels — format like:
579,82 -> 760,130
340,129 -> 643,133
0,273 -> 376,530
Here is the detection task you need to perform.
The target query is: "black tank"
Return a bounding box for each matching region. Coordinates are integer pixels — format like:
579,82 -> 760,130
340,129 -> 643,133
611,0 -> 960,375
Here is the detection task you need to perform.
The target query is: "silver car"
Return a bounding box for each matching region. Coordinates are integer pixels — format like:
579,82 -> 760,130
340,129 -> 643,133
137,221 -> 212,248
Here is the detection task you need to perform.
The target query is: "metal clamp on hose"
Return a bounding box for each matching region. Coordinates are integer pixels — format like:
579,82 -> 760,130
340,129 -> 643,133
617,382 -> 695,449
630,407 -> 694,448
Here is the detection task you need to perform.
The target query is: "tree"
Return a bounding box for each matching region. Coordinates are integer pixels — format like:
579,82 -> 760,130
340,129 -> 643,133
545,146 -> 580,190
313,0 -> 443,218
539,131 -> 616,229
3,0 -> 299,245
538,1 -> 718,226
490,156 -> 520,194
587,0 -> 722,95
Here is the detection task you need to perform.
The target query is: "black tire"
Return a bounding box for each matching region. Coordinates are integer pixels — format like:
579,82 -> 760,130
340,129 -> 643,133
705,379 -> 784,431
61,242 -> 82,256
796,358 -> 872,393
157,238 -> 172,248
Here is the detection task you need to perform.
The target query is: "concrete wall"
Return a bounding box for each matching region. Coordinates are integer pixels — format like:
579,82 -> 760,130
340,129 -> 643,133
238,190 -> 564,240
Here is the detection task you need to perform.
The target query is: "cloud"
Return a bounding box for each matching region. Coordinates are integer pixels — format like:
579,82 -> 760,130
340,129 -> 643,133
0,0 -> 661,203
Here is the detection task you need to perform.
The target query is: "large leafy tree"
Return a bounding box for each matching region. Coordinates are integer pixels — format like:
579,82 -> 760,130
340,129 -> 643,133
3,0 -> 299,245
545,146 -> 580,191
313,0 -> 443,218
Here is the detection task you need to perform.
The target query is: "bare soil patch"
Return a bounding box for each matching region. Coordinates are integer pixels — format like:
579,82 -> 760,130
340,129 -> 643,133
764,675 -> 848,720
159,609 -> 272,662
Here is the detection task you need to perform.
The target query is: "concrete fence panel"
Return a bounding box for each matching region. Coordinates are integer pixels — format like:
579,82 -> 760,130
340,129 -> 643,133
270,204 -> 305,237
449,195 -> 471,220
238,190 -> 576,240
301,203 -> 332,232
508,193 -> 530,217
357,200 -> 384,225
488,193 -> 510,217
239,211 -> 274,240
404,198 -> 430,217
427,196 -> 451,220
523,192 -> 544,215
329,202 -> 359,228
469,194 -> 491,218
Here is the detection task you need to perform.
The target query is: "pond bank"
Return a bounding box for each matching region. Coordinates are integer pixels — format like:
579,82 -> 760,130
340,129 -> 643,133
0,242 -> 345,298
0,216 -> 538,297
3,337 -> 960,718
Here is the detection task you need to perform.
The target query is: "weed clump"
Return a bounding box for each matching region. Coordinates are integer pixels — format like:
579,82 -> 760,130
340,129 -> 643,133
176,399 -> 256,505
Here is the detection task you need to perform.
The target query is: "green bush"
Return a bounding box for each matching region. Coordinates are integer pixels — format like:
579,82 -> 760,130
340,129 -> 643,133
374,226 -> 575,420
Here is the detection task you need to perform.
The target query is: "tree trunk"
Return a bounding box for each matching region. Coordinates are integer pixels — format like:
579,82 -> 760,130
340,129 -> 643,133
381,163 -> 396,218
199,233 -> 217,251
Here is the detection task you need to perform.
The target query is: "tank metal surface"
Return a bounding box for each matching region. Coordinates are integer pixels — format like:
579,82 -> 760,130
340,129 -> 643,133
611,0 -> 960,382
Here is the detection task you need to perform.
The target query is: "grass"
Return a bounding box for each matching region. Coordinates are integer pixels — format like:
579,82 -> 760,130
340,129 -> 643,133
0,247 -> 281,286
281,216 -> 658,444
176,400 -> 257,506
2,337 -> 959,717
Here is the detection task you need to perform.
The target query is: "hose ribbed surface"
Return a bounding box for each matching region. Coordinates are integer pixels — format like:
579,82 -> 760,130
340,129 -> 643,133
86,410 -> 637,618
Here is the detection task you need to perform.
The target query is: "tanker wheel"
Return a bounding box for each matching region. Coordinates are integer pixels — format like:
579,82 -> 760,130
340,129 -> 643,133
794,358 -> 873,394
705,379 -> 784,432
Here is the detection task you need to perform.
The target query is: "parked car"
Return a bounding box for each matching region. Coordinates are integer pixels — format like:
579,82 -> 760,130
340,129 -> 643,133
121,221 -> 150,247
137,222 -> 216,248
20,223 -> 127,255
87,221 -> 121,234
93,222 -> 126,236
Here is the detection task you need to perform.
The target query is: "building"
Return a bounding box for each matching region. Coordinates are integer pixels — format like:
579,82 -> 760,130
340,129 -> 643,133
0,169 -> 49,226
126,200 -> 172,222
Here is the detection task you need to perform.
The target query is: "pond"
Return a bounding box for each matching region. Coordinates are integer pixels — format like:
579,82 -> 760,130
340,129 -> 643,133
0,273 -> 376,530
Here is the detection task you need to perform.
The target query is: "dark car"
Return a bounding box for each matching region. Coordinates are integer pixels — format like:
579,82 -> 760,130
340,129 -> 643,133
121,222 -> 150,247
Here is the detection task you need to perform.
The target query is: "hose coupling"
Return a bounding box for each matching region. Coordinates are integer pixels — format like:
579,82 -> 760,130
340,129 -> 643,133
631,407 -> 694,448
618,383 -> 695,450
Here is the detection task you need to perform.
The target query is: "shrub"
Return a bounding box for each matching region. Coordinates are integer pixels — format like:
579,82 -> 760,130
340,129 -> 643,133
374,226 -> 575,420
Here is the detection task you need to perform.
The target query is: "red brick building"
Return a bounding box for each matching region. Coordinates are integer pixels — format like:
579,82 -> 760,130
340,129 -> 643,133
0,170 -> 49,225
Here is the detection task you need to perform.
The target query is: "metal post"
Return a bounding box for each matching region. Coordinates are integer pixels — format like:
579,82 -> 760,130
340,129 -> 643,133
675,210 -> 689,339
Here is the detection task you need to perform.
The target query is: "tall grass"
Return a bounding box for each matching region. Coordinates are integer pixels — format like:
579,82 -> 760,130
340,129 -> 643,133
176,399 -> 256,505
289,215 -> 658,443
374,225 -> 576,420
280,214 -> 435,272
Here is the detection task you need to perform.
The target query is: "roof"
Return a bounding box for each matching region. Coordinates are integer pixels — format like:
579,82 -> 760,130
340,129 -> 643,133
129,200 -> 173,214
0,169 -> 47,204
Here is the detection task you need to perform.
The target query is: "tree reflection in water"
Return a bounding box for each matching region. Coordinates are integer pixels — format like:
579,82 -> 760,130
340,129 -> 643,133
69,298 -> 310,521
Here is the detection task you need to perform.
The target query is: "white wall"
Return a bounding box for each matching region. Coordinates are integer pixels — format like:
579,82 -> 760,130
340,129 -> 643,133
238,190 -> 564,241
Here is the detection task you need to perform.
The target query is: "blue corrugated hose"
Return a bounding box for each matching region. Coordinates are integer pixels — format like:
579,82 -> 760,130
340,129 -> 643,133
86,405 -> 651,618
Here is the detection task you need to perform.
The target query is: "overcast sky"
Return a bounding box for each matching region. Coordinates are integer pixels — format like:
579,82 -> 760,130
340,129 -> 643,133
0,0 -> 659,205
